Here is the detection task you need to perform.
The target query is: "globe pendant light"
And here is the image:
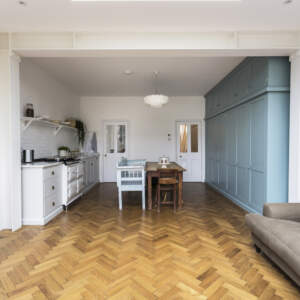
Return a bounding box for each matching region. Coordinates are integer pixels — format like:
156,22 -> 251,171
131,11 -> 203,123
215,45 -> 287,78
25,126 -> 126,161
144,71 -> 169,108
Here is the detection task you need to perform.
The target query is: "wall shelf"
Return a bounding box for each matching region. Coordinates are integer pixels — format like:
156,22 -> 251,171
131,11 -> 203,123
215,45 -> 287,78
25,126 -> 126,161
21,117 -> 77,136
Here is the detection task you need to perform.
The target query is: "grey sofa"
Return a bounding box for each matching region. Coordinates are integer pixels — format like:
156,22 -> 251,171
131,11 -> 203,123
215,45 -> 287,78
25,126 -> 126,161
245,203 -> 300,286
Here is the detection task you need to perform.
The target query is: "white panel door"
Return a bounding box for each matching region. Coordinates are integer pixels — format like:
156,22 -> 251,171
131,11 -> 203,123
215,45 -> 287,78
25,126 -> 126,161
176,121 -> 203,182
103,121 -> 128,182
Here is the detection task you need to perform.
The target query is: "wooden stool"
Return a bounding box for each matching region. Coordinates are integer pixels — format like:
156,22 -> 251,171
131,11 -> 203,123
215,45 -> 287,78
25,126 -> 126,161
156,168 -> 178,212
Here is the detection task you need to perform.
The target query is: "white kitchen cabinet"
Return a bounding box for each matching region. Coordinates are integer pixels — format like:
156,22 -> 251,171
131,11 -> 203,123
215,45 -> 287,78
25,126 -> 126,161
82,154 -> 99,193
22,154 -> 100,224
22,163 -> 63,225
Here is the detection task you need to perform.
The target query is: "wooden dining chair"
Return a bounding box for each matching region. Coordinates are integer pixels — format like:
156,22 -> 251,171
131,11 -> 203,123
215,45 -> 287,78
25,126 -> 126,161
156,168 -> 178,212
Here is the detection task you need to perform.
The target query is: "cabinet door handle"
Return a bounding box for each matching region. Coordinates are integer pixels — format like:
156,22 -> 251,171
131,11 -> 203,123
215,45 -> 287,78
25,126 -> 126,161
52,201 -> 55,207
52,171 -> 55,175
52,185 -> 55,190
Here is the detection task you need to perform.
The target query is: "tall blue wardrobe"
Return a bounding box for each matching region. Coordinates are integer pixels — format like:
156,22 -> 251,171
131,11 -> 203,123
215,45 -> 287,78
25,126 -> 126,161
205,57 -> 290,214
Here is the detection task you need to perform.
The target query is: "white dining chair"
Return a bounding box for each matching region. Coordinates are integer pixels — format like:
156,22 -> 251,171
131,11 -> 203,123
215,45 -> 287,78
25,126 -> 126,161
116,160 -> 146,210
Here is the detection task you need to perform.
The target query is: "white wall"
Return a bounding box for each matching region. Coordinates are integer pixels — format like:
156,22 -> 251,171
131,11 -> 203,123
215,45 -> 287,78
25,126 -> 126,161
0,51 -> 11,230
20,59 -> 80,157
80,96 -> 205,178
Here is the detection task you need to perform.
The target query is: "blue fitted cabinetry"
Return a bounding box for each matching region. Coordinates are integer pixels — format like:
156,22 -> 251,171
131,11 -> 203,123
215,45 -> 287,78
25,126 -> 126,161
205,57 -> 290,213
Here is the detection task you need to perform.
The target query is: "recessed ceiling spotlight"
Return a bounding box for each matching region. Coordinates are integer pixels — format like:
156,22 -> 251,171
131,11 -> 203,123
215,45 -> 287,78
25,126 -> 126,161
18,1 -> 27,6
124,70 -> 134,75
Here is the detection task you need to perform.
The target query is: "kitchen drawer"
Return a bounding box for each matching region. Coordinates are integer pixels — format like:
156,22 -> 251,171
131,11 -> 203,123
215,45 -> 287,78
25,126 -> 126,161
68,181 -> 78,200
78,176 -> 84,192
78,163 -> 84,177
68,166 -> 78,182
44,166 -> 60,180
44,193 -> 60,217
44,177 -> 60,198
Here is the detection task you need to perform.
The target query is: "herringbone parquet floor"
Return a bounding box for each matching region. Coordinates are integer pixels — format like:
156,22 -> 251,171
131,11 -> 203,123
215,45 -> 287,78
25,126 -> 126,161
1,183 -> 300,299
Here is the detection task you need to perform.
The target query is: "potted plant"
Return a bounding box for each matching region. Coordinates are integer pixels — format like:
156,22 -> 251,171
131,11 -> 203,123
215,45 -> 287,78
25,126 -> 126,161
58,146 -> 70,157
75,120 -> 86,147
65,118 -> 86,147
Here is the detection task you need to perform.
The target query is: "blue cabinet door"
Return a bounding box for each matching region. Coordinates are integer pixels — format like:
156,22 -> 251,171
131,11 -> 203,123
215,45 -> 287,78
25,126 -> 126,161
236,61 -> 251,101
251,96 -> 267,173
206,159 -> 212,183
251,170 -> 266,213
227,165 -> 237,196
236,103 -> 251,204
212,160 -> 219,185
226,110 -> 237,165
237,104 -> 251,168
249,58 -> 268,94
237,167 -> 250,204
219,162 -> 227,190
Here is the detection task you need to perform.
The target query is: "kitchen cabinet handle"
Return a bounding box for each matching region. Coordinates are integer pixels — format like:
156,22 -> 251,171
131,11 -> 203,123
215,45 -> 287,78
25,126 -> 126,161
52,171 -> 55,175
52,202 -> 55,207
52,185 -> 55,190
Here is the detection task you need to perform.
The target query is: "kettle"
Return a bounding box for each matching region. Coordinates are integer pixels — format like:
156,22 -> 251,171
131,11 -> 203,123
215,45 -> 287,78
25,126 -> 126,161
22,149 -> 34,163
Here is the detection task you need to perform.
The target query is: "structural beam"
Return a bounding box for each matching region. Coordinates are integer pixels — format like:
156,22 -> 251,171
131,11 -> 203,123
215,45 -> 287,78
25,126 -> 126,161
0,31 -> 298,51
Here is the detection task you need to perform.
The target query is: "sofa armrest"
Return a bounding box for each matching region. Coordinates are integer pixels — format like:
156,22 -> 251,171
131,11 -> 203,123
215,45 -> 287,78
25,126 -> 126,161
263,203 -> 300,222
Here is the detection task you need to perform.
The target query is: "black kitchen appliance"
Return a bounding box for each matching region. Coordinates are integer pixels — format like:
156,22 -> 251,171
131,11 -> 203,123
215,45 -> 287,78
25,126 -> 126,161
22,149 -> 34,163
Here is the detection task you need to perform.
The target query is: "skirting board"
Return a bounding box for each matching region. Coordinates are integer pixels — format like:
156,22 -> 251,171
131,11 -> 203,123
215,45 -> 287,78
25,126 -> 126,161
82,182 -> 98,194
206,182 -> 261,215
23,207 -> 63,225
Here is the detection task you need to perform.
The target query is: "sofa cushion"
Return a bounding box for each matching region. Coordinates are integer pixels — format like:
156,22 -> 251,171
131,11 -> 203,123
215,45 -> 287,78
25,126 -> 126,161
245,214 -> 300,277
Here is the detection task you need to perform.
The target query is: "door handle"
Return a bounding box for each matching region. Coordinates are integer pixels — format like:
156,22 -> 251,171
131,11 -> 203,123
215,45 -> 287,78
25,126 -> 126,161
104,154 -> 107,157
179,155 -> 182,158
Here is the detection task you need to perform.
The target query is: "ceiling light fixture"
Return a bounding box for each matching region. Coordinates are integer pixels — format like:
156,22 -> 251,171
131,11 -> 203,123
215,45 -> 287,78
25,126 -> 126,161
124,69 -> 134,75
18,1 -> 27,6
144,71 -> 169,109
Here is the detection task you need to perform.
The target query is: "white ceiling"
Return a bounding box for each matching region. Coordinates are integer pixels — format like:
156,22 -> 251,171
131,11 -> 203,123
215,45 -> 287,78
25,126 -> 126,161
0,0 -> 299,32
27,57 -> 245,96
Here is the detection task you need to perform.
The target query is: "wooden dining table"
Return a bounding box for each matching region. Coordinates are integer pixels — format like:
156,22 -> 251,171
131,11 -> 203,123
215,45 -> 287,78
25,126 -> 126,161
146,162 -> 186,210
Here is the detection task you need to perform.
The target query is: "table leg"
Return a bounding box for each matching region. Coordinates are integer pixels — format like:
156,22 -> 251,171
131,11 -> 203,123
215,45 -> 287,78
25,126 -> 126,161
178,172 -> 183,209
147,173 -> 152,210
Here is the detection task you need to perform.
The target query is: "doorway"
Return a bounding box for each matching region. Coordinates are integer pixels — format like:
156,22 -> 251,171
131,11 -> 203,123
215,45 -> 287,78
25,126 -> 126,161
176,120 -> 204,182
103,121 -> 128,182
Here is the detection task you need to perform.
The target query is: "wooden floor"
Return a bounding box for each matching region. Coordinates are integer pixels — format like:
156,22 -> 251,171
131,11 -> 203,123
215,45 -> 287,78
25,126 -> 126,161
0,183 -> 300,299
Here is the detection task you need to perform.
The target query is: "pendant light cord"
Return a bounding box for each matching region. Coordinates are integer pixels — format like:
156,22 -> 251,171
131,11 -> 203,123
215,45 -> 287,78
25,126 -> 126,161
154,71 -> 158,94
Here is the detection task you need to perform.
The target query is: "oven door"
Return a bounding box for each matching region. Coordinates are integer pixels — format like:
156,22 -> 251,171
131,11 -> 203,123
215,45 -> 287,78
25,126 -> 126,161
68,164 -> 79,183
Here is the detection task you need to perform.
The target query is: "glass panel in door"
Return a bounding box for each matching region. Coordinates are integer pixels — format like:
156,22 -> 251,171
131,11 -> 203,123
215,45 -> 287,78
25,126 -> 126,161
106,125 -> 115,154
179,124 -> 188,153
117,125 -> 126,153
191,124 -> 199,153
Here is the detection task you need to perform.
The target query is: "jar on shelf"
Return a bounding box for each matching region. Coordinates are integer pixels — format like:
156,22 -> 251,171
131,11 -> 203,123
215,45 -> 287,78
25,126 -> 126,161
25,103 -> 34,118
